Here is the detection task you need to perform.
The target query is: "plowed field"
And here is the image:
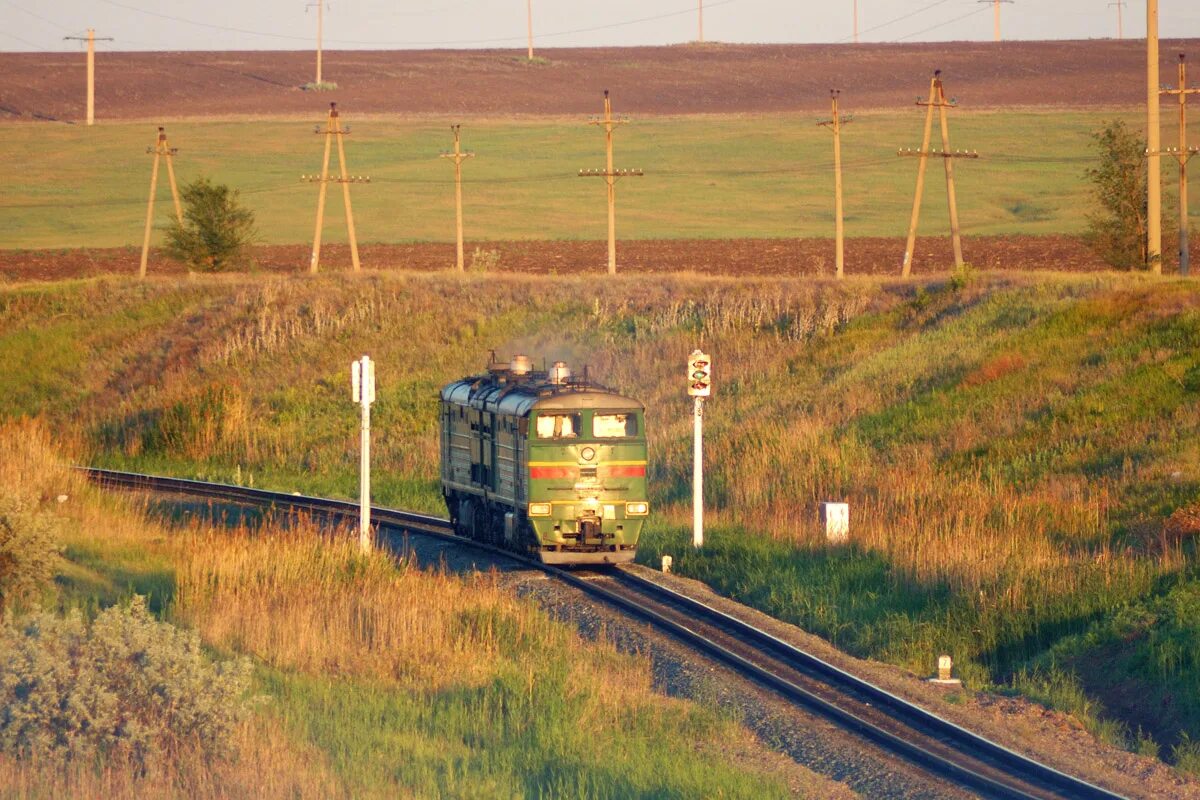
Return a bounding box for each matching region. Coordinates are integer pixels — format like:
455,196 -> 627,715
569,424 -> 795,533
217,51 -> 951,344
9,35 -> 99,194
3,234 -> 1177,282
3,39 -> 1197,122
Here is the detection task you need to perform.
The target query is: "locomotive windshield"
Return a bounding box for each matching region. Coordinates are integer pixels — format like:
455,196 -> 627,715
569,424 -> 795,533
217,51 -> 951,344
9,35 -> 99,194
536,413 -> 580,438
593,413 -> 639,438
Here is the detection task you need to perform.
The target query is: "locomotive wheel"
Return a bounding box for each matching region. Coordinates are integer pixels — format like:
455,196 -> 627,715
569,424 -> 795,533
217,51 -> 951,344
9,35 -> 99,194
456,497 -> 475,538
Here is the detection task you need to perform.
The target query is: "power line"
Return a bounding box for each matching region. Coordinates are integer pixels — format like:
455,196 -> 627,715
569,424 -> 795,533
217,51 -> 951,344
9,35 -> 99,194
0,0 -> 76,35
895,6 -> 991,42
94,0 -> 739,47
836,0 -> 956,43
0,28 -> 49,50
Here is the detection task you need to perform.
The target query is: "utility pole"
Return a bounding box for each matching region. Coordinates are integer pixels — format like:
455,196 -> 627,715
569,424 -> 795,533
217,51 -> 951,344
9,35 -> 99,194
853,0 -> 860,44
63,29 -> 112,126
978,0 -> 1013,42
526,0 -> 534,59
1159,54 -> 1200,276
819,90 -> 853,279
304,103 -> 370,273
306,1 -> 325,84
899,71 -> 980,277
139,127 -> 184,280
440,125 -> 475,273
351,355 -> 376,554
580,90 -> 644,275
1110,0 -> 1125,40
698,0 -> 704,43
1148,0 -> 1163,273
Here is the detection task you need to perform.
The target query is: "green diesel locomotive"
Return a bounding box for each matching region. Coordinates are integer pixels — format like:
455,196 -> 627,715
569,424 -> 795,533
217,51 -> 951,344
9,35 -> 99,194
439,355 -> 648,565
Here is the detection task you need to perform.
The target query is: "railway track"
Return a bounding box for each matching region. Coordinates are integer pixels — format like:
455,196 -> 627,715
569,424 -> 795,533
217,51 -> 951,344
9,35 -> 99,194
84,467 -> 1126,800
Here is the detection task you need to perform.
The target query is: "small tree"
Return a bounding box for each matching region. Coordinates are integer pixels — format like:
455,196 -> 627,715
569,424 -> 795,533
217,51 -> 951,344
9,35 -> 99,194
1085,120 -> 1148,270
165,177 -> 257,272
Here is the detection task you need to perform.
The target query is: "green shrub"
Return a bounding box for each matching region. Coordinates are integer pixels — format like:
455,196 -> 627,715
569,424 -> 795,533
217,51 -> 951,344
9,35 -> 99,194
164,177 -> 257,272
0,597 -> 251,768
1084,120 -> 1148,270
0,498 -> 59,615
1174,734 -> 1200,777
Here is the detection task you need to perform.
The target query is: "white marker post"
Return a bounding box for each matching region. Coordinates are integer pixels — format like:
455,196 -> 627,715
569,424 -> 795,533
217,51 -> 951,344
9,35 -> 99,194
688,350 -> 711,549
351,355 -> 376,553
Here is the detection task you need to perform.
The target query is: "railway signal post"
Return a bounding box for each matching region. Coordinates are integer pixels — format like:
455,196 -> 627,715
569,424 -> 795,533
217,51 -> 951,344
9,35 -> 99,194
580,91 -> 644,275
440,125 -> 475,273
899,71 -> 979,277
1158,54 -> 1200,276
688,350 -> 711,549
351,355 -> 376,553
304,103 -> 369,274
818,90 -> 853,279
139,127 -> 184,279
63,28 -> 113,126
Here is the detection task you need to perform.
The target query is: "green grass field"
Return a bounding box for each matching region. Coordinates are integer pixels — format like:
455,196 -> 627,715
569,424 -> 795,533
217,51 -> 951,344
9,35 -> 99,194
2,110 -> 1193,249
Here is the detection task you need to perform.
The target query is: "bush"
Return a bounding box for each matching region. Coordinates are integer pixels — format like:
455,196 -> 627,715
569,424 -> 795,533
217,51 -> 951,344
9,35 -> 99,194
1084,120 -> 1148,270
0,498 -> 59,615
164,177 -> 257,272
0,597 -> 251,769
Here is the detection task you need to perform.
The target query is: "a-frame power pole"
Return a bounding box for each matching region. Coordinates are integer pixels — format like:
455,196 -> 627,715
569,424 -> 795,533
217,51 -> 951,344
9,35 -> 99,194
304,102 -> 369,274
139,126 -> 184,279
899,71 -> 979,277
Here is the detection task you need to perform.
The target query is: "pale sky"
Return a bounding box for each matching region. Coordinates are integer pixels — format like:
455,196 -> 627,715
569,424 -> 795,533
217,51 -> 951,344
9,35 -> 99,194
1,0 -> 1198,53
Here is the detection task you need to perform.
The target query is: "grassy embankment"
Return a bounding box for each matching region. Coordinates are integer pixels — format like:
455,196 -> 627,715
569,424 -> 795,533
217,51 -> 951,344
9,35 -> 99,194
0,419 -> 803,799
1,111 -> 1194,250
4,270 -> 1200,772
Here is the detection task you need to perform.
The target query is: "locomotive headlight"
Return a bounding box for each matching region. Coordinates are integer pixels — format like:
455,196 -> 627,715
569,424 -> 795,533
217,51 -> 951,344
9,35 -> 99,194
580,446 -> 596,461
626,502 -> 649,516
528,502 -> 552,517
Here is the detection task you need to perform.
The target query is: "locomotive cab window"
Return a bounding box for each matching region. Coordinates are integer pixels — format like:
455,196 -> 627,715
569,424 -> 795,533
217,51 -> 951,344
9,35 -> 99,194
593,412 -> 639,438
536,413 -> 581,439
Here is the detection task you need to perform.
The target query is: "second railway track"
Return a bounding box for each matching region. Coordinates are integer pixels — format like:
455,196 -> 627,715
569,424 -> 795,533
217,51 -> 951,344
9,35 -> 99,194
85,467 -> 1127,800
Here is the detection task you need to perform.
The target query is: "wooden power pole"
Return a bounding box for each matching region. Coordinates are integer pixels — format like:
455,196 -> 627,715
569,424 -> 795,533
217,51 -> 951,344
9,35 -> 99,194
526,0 -> 534,60
1159,54 -> 1200,276
139,127 -> 184,279
698,0 -> 704,43
899,71 -> 980,277
63,28 -> 112,126
580,91 -> 643,275
306,1 -> 325,84
304,103 -> 369,273
853,0 -> 860,44
978,0 -> 1013,42
819,90 -> 853,279
1148,0 -> 1163,273
1110,0 -> 1125,40
440,125 -> 475,273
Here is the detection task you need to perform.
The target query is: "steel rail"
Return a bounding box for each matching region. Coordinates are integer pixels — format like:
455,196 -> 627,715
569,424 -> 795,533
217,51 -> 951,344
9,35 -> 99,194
84,467 -> 1125,800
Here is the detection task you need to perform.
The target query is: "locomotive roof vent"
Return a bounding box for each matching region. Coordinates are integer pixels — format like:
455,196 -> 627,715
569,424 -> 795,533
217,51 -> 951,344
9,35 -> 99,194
510,354 -> 533,376
549,361 -> 571,385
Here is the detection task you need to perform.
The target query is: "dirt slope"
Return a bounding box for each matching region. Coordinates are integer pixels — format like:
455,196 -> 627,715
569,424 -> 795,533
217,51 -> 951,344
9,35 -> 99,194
3,39 -> 1196,122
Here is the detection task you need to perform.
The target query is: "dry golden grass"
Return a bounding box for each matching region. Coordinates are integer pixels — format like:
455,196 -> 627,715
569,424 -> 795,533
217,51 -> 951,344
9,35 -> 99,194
173,518 -> 590,692
0,720 -> 340,800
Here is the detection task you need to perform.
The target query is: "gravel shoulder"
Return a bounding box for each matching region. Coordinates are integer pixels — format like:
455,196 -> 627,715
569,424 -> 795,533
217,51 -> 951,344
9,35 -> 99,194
626,563 -> 1200,800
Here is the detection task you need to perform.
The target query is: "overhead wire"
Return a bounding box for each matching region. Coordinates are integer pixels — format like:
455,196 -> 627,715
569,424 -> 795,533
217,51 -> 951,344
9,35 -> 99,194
895,5 -> 991,41
93,0 -> 738,48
